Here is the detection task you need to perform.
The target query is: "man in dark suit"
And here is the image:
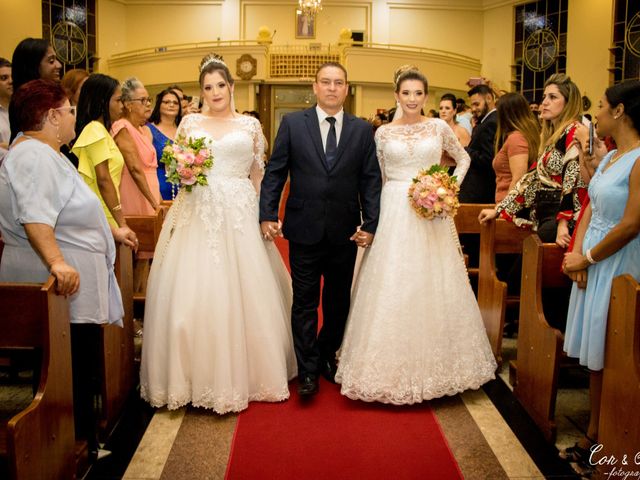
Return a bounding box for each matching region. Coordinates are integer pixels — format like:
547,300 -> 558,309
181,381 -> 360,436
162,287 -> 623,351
459,84 -> 497,203
259,62 -> 382,397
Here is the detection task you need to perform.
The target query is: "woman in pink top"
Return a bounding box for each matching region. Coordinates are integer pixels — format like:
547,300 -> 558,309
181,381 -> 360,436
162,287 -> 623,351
112,77 -> 160,215
492,92 -> 540,203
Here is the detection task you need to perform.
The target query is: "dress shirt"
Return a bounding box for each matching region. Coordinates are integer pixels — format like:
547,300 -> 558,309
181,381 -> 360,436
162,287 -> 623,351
316,105 -> 344,152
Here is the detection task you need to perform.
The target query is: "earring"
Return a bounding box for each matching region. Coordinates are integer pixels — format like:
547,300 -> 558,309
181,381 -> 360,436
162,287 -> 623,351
55,126 -> 62,144
614,115 -> 620,119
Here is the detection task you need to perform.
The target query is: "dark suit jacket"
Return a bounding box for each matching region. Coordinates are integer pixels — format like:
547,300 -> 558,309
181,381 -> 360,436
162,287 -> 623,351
260,107 -> 382,245
459,110 -> 497,203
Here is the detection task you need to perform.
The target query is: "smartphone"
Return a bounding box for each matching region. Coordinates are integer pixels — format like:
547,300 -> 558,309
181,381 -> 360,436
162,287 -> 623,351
581,115 -> 594,155
467,77 -> 483,87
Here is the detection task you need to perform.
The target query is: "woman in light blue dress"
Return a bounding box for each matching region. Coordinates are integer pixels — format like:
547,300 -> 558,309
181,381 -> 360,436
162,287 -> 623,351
0,80 -> 136,460
561,80 -> 640,468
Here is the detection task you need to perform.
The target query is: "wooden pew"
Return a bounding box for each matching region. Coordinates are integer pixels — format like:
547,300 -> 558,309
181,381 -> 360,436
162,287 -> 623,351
597,274 -> 640,476
477,218 -> 532,363
125,208 -> 164,302
454,203 -> 493,277
159,200 -> 173,219
0,277 -> 76,480
99,243 -> 135,437
512,235 -> 571,442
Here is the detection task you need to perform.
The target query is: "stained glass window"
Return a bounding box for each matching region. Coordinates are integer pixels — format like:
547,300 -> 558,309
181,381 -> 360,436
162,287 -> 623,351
42,0 -> 96,74
610,0 -> 640,83
513,0 -> 568,104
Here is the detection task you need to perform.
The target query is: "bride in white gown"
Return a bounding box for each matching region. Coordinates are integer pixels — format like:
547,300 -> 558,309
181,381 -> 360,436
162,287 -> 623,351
140,54 -> 297,413
335,67 -> 496,404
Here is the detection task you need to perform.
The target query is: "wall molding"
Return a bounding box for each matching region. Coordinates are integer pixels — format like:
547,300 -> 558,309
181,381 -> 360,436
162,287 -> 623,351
387,0 -> 525,12
110,0 -> 223,5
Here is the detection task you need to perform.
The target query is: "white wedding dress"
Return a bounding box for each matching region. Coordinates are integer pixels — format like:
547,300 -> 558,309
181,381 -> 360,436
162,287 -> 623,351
335,119 -> 497,404
140,114 -> 297,413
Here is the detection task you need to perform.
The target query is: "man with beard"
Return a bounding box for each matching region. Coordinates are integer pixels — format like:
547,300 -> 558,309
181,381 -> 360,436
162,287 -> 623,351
459,84 -> 497,203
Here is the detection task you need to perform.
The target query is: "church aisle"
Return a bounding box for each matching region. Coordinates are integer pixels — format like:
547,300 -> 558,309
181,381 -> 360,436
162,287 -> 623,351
120,382 -> 541,479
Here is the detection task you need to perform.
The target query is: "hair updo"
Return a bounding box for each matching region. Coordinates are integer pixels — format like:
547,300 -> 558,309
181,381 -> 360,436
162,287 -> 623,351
393,65 -> 428,93
198,53 -> 234,87
120,77 -> 144,102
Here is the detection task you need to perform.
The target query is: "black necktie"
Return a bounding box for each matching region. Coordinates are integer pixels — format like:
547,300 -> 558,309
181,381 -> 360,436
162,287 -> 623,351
325,116 -> 337,168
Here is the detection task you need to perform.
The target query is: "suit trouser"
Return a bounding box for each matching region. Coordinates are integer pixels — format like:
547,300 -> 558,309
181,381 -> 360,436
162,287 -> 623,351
289,237 -> 357,376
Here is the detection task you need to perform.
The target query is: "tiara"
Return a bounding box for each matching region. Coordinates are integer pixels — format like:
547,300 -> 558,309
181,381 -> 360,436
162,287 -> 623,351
200,53 -> 227,73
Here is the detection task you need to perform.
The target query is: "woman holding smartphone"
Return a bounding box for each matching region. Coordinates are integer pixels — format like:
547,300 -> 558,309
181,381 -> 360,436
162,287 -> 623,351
560,80 -> 640,476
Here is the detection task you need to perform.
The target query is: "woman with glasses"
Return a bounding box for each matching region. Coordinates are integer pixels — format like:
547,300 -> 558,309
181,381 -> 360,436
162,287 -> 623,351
0,79 -> 136,461
111,77 -> 160,215
147,89 -> 182,200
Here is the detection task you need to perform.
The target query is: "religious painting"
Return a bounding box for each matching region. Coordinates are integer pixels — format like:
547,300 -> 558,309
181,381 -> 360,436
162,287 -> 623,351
295,11 -> 315,39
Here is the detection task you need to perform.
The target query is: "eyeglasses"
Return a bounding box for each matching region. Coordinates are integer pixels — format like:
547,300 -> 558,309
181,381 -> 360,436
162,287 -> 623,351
128,97 -> 152,105
54,105 -> 77,116
161,100 -> 180,106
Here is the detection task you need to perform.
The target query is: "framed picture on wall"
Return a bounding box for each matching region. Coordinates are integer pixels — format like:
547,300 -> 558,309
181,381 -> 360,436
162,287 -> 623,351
295,11 -> 315,39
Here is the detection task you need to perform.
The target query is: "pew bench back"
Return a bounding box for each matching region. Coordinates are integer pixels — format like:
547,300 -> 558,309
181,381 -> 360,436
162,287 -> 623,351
0,277 -> 76,480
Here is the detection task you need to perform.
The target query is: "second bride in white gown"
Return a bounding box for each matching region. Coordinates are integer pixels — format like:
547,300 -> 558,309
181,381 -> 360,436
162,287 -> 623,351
140,54 -> 297,413
335,67 -> 496,404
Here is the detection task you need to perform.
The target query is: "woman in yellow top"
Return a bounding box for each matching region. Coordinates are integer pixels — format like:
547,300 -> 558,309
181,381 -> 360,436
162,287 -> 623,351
72,73 -> 136,241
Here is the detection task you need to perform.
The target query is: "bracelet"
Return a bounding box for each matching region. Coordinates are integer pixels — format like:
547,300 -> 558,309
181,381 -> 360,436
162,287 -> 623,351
585,248 -> 597,265
112,204 -> 122,212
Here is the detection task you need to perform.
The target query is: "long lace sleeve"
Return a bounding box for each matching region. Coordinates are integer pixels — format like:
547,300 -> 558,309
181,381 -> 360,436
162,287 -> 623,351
175,113 -> 198,140
248,117 -> 266,194
374,127 -> 386,184
440,121 -> 470,184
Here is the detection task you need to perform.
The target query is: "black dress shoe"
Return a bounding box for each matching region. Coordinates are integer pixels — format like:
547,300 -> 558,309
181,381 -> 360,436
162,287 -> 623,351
297,374 -> 319,397
320,358 -> 338,383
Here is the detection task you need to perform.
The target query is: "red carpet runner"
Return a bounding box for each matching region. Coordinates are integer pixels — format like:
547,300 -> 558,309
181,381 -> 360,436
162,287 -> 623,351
225,379 -> 463,480
225,230 -> 462,479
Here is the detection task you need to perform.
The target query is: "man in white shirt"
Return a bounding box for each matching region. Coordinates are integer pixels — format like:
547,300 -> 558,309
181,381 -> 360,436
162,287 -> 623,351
260,62 -> 382,397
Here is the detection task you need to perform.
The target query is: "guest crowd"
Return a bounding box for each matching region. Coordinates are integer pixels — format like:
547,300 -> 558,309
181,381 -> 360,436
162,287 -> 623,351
0,36 -> 639,479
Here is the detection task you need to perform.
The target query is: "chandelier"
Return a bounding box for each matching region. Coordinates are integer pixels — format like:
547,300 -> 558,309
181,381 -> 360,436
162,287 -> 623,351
297,0 -> 322,17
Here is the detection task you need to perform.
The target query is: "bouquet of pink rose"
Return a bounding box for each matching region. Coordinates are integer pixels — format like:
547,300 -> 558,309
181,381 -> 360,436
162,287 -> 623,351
408,164 -> 460,219
161,135 -> 214,192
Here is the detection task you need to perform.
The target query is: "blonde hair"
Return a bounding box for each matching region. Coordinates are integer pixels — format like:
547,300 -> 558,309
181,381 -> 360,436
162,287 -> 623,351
540,73 -> 581,153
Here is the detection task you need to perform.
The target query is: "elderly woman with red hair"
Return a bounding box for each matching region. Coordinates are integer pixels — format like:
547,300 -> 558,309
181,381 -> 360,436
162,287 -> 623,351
0,79 -> 136,460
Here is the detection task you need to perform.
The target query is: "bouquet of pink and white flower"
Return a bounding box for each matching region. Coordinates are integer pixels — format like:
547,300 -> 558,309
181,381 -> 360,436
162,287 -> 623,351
408,164 -> 460,219
161,135 -> 214,192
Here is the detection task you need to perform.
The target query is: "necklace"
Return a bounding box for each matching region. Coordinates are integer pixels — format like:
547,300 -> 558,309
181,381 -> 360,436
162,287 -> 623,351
608,140 -> 640,167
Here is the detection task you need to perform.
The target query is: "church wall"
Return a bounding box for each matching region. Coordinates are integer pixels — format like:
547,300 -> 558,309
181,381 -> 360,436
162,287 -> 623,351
566,0 -> 613,115
0,0 -> 42,59
125,4 -> 223,51
481,3 -> 514,94
387,6 -> 483,61
97,0 -> 128,74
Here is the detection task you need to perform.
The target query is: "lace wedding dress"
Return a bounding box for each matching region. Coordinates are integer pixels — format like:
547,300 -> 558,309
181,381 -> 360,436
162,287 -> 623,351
140,114 -> 297,413
335,119 -> 497,404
